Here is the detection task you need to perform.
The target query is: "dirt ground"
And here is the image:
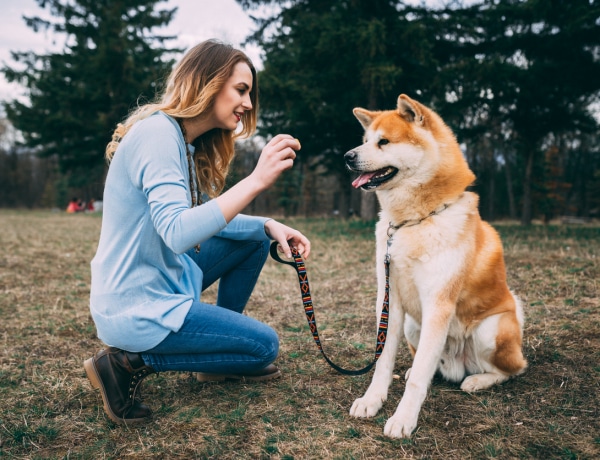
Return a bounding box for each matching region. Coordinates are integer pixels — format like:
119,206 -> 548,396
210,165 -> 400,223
0,211 -> 598,459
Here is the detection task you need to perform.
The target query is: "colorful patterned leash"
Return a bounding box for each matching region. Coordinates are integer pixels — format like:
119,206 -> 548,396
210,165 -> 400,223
269,241 -> 389,376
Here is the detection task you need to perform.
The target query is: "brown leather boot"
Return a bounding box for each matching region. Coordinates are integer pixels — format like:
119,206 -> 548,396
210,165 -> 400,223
84,347 -> 155,425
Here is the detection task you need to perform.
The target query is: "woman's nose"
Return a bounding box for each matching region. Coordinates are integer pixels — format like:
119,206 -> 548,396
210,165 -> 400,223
243,94 -> 252,110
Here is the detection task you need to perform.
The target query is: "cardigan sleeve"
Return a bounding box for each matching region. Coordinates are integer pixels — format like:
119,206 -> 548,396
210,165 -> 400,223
218,214 -> 271,241
127,114 -> 227,254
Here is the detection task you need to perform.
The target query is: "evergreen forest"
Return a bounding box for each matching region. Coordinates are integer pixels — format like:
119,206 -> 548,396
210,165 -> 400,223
1,0 -> 598,224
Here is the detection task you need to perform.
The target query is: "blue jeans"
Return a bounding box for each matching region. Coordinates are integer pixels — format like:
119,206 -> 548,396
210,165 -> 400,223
141,237 -> 278,374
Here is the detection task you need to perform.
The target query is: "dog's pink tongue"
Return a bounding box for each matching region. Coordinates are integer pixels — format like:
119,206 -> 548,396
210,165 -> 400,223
352,172 -> 376,189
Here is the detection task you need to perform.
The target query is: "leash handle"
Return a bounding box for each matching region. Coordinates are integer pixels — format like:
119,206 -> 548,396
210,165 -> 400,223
270,241 -> 389,376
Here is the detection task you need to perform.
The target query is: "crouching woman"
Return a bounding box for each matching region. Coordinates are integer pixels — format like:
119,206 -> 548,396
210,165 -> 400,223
84,39 -> 310,424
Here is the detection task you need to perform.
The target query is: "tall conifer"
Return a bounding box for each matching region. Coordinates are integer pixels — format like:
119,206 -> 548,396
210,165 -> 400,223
2,0 -> 178,197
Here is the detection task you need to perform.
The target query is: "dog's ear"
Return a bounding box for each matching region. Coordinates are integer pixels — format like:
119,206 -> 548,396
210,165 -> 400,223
397,94 -> 425,125
353,108 -> 376,131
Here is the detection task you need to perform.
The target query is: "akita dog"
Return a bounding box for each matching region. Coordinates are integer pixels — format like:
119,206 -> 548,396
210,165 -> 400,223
344,94 -> 527,438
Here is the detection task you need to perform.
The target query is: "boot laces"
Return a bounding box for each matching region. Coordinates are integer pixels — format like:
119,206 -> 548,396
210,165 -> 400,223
128,368 -> 151,401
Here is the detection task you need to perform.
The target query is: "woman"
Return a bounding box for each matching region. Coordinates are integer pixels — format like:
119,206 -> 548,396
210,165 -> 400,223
84,39 -> 310,425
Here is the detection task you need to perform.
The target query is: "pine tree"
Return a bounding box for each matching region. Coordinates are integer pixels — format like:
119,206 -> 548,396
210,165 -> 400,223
238,0 -> 599,222
236,0 -> 437,219
427,0 -> 600,224
2,0 -> 179,200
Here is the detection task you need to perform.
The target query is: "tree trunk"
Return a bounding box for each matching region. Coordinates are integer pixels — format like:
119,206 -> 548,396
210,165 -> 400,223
520,149 -> 535,225
360,191 -> 378,220
301,162 -> 313,217
504,152 -> 517,219
487,172 -> 495,221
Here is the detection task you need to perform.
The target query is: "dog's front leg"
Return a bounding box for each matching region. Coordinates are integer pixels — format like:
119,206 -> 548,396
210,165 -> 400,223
383,301 -> 453,438
349,263 -> 404,419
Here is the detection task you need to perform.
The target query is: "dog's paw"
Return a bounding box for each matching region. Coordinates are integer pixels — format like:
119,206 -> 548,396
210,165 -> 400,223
349,395 -> 384,418
461,372 -> 507,393
383,413 -> 418,438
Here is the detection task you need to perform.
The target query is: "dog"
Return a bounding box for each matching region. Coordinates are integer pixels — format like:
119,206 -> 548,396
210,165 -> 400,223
344,94 -> 527,438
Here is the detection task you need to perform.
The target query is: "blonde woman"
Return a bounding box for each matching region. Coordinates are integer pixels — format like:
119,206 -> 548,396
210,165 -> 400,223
84,40 -> 310,425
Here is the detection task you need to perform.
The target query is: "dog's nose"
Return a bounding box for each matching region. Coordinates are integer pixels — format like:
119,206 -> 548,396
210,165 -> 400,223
344,150 -> 357,164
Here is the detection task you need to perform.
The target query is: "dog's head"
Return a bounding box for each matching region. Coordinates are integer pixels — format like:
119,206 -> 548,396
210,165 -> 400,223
345,94 -> 473,195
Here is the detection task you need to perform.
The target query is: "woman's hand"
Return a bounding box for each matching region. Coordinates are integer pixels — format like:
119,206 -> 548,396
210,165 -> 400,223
250,135 -> 301,191
265,220 -> 311,260
215,135 -> 301,223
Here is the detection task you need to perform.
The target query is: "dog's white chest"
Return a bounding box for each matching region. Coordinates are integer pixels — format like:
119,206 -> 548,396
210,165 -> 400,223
377,218 -> 470,321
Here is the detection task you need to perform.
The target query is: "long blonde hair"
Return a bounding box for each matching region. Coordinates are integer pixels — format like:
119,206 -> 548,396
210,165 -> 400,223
106,40 -> 258,198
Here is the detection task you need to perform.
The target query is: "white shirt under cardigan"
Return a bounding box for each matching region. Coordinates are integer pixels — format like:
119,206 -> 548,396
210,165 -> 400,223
90,111 -> 270,352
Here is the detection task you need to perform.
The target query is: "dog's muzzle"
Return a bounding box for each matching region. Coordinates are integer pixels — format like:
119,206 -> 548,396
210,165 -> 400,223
345,149 -> 399,190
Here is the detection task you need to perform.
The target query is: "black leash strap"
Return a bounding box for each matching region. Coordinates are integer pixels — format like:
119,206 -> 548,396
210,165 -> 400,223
269,241 -> 389,376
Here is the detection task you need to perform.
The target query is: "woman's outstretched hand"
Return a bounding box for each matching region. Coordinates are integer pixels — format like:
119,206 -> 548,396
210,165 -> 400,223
215,135 -> 301,224
250,135 -> 301,190
265,220 -> 311,260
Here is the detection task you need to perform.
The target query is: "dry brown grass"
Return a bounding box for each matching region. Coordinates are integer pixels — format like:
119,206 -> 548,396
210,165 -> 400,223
0,210 -> 598,459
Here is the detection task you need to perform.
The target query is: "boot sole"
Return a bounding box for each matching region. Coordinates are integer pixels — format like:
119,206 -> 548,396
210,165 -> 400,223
84,357 -> 150,425
195,368 -> 282,383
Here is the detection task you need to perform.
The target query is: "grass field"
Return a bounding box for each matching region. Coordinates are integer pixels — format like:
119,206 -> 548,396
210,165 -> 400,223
0,210 -> 598,459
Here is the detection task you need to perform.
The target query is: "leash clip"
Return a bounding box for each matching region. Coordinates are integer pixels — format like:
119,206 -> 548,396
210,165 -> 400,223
385,238 -> 392,265
385,222 -> 397,264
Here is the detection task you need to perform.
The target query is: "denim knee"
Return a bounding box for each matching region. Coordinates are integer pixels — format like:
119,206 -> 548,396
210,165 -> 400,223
257,239 -> 270,264
258,324 -> 280,367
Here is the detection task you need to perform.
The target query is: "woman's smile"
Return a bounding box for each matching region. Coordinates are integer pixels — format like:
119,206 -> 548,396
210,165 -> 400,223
211,62 -> 253,131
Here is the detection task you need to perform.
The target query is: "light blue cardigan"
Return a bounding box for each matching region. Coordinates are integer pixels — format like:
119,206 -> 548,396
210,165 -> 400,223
90,112 -> 269,352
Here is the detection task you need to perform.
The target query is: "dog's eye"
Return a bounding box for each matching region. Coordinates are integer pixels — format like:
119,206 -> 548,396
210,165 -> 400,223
378,139 -> 389,147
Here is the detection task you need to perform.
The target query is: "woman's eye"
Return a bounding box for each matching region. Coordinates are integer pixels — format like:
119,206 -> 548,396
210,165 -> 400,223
378,138 -> 389,147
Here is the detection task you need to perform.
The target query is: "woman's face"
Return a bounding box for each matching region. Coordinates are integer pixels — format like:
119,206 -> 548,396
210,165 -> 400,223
211,62 -> 253,131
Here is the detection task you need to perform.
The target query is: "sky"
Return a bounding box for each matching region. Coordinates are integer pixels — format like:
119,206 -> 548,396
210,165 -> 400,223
0,0 -> 260,103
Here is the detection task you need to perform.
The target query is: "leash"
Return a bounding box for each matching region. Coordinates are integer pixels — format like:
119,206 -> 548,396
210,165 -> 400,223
269,241 -> 389,376
270,203 -> 454,375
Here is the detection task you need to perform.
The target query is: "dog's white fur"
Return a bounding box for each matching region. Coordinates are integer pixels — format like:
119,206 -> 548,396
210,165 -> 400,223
345,94 -> 527,438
